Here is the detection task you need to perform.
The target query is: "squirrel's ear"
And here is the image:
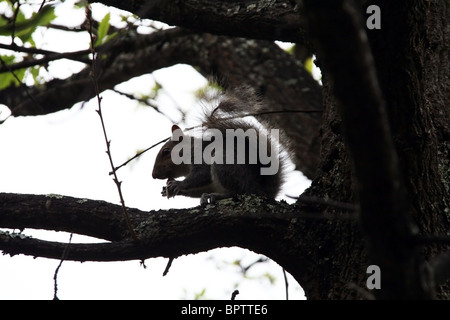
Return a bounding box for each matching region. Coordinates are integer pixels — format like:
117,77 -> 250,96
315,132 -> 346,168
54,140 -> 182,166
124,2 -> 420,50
171,124 -> 180,133
171,125 -> 184,138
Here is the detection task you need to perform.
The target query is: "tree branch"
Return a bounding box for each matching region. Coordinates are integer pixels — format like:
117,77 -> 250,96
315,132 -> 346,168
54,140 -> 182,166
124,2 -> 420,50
0,28 -> 187,116
0,192 -> 374,301
0,193 -> 131,241
95,0 -> 309,44
0,192 -> 317,288
0,43 -> 90,65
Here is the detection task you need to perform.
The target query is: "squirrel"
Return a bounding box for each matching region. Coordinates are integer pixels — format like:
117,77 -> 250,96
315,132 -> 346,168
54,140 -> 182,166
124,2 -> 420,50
152,87 -> 289,205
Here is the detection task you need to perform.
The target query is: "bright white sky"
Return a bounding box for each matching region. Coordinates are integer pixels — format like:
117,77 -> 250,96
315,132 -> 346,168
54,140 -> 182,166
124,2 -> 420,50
0,1 -> 311,300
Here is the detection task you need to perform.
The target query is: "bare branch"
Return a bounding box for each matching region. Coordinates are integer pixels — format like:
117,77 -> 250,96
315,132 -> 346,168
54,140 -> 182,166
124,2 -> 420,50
0,42 -> 78,58
231,290 -> 239,300
0,28 -> 188,116
163,257 -> 175,276
53,233 -> 72,300
110,136 -> 169,174
85,4 -> 137,242
0,192 -> 321,289
96,0 -> 309,44
0,45 -> 91,70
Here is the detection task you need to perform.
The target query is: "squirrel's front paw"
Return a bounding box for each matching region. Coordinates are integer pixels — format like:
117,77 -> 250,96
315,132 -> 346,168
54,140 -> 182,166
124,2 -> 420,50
161,186 -> 168,197
165,179 -> 181,198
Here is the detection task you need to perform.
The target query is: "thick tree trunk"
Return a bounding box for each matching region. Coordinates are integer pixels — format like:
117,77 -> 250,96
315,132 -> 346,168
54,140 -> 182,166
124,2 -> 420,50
367,0 -> 450,299
301,0 -> 450,299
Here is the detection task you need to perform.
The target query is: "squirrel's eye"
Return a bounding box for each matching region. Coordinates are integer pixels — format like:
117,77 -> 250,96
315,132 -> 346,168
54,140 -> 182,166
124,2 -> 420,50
162,148 -> 171,157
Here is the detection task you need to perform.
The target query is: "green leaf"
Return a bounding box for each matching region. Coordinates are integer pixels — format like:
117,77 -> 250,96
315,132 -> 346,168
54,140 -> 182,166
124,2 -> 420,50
149,81 -> 162,99
194,82 -> 223,101
304,56 -> 314,76
0,55 -> 29,90
0,14 -> 8,28
284,44 -> 296,55
0,6 -> 56,43
194,288 -> 206,300
0,70 -> 25,90
35,6 -> 57,26
95,12 -> 111,46
29,65 -> 41,85
0,55 -> 16,65
0,73 -> 16,90
263,272 -> 276,285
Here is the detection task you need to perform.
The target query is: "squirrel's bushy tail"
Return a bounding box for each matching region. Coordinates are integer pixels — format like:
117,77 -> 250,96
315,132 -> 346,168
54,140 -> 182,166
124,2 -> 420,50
201,86 -> 291,198
202,86 -> 261,132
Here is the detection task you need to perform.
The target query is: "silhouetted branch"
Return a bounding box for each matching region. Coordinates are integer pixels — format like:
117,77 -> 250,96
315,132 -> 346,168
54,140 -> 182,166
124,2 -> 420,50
85,4 -> 138,242
96,0 -> 309,44
0,192 -> 321,290
0,45 -> 90,71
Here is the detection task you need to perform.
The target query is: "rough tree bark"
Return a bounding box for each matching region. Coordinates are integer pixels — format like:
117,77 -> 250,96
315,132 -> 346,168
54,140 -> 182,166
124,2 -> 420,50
0,0 -> 449,299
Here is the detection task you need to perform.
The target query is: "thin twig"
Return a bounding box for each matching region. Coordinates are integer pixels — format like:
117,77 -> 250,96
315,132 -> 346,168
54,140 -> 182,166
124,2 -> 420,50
110,136 -> 169,175
240,256 -> 268,274
53,233 -> 73,300
163,257 -> 175,276
85,4 -> 137,242
112,87 -> 181,124
38,0 -> 47,12
282,268 -> 289,300
111,88 -> 160,110
0,24 -> 128,74
0,48 -> 91,73
0,43 -> 91,68
253,109 -> 322,116
11,2 -> 20,43
47,23 -> 85,32
0,42 -> 69,55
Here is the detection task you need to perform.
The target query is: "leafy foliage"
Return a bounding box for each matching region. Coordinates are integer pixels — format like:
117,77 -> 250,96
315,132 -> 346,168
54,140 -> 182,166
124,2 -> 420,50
94,12 -> 117,46
0,3 -> 57,88
0,5 -> 56,42
0,55 -> 23,89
